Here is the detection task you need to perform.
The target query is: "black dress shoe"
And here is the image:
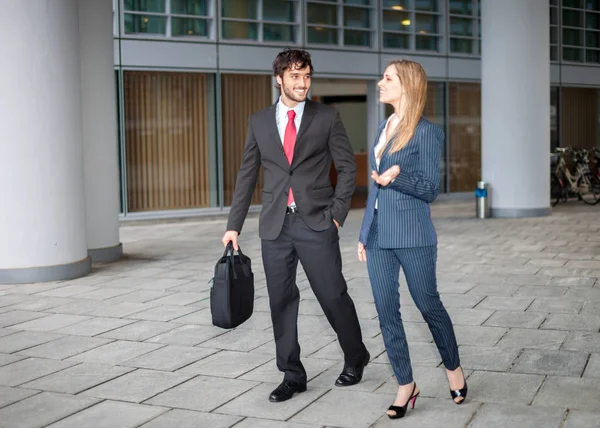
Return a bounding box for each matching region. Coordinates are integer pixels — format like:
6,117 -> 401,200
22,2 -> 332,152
335,351 -> 370,387
268,380 -> 307,402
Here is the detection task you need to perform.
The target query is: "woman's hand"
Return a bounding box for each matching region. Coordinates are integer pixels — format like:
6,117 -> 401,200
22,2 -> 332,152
358,242 -> 367,262
371,165 -> 400,186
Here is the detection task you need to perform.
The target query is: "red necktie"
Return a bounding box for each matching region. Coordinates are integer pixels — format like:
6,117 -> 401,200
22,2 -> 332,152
283,110 -> 296,206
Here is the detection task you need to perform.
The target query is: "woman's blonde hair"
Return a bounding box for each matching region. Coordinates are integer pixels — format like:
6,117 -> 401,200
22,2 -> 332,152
378,60 -> 428,157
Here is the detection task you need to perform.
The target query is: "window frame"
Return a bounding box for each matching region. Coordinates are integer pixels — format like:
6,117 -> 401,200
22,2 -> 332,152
120,0 -> 216,41
218,0 -> 301,45
446,0 -> 481,57
305,0 -> 377,50
381,0 -> 444,54
560,3 -> 600,64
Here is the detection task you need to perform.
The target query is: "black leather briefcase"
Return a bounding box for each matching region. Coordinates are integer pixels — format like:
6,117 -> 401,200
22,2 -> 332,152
210,242 -> 254,329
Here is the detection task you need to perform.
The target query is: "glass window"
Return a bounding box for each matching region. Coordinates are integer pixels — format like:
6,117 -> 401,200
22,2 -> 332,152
450,38 -> 474,54
123,0 -> 212,38
308,27 -> 338,44
344,7 -> 370,29
263,0 -> 294,22
307,3 -> 338,26
564,28 -> 584,45
306,0 -> 374,47
449,0 -> 473,15
563,9 -> 584,27
448,82 -> 481,192
124,14 -> 167,35
587,12 -> 599,28
586,49 -> 600,61
382,0 -> 441,52
448,0 -> 479,55
587,0 -> 600,11
564,46 -> 584,61
415,0 -> 437,12
560,0 -> 600,62
586,30 -> 600,47
383,0 -> 409,9
172,17 -> 207,36
383,33 -> 410,49
222,0 -> 257,19
564,0 -> 583,8
123,71 -> 217,211
124,0 -> 165,13
222,21 -> 258,40
171,0 -> 208,16
450,17 -> 473,36
221,0 -> 298,42
383,10 -> 411,31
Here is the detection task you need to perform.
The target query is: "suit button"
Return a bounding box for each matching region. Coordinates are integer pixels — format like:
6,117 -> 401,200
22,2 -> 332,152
289,171 -> 293,176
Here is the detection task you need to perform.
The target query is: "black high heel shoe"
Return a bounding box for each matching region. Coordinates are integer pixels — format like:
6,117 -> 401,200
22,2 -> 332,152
387,383 -> 419,419
449,367 -> 468,405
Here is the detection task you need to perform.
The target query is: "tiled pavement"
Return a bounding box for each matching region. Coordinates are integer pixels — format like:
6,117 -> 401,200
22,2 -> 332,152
0,201 -> 600,427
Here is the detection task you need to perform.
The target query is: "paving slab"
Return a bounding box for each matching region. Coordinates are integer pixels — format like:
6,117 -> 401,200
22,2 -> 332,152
16,336 -> 113,360
564,410 -> 600,428
370,397 -> 481,428
533,376 -> 600,411
464,371 -> 544,405
0,392 -> 100,428
510,349 -> 588,376
145,375 -> 259,412
0,358 -> 77,387
216,382 -> 329,421
44,400 -> 168,428
80,368 -> 193,403
290,389 -> 395,428
122,344 -> 218,371
20,362 -> 134,394
139,409 -> 243,428
0,386 -> 39,409
469,403 -> 565,428
3,203 -> 600,427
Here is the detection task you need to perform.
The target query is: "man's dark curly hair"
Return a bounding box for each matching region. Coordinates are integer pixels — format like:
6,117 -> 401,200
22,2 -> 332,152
272,49 -> 314,82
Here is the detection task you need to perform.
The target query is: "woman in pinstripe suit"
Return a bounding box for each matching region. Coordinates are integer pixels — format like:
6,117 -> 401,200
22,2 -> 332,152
358,60 -> 466,419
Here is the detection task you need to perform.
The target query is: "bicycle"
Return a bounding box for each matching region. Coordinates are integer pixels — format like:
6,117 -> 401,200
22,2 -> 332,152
550,147 -> 600,206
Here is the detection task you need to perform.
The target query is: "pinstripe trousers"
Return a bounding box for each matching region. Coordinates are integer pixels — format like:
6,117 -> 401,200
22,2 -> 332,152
366,214 -> 460,385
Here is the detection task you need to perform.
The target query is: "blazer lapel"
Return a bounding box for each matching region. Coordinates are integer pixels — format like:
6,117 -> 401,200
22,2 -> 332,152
266,103 -> 290,168
370,120 -> 387,173
294,99 -> 317,145
290,99 -> 317,168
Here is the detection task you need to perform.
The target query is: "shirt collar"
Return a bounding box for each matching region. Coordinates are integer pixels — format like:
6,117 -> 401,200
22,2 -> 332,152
278,96 -> 305,118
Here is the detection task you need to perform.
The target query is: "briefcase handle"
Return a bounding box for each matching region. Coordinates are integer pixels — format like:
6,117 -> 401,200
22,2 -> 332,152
223,241 -> 246,259
223,242 -> 248,280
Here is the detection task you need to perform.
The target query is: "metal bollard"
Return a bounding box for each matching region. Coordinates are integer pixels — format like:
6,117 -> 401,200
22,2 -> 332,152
475,181 -> 491,219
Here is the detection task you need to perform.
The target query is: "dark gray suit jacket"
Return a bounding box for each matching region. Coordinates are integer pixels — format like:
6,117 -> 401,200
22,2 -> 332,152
227,99 -> 356,241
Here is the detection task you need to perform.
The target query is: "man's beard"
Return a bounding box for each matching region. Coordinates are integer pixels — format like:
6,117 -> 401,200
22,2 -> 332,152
283,85 -> 307,103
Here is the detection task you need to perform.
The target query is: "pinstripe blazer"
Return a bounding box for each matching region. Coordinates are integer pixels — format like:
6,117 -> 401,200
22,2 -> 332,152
358,116 -> 444,249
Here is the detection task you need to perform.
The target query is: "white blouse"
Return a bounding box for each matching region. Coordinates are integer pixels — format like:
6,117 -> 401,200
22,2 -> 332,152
374,114 -> 395,209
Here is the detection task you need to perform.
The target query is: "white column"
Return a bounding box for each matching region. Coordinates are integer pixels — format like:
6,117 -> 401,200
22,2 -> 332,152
481,0 -> 550,217
79,0 -> 123,262
0,0 -> 91,283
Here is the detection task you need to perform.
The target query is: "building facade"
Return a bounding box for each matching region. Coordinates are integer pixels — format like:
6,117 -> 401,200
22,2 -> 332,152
113,0 -> 600,219
0,0 -> 598,283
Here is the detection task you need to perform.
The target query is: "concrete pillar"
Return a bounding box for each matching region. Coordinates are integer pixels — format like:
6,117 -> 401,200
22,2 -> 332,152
78,0 -> 123,262
481,0 -> 551,217
0,0 -> 91,283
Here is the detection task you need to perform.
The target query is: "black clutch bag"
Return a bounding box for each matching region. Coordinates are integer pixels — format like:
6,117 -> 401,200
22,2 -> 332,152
210,242 -> 254,329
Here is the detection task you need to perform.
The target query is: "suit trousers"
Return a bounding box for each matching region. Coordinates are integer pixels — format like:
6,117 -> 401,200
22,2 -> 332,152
365,213 -> 460,385
262,211 -> 366,384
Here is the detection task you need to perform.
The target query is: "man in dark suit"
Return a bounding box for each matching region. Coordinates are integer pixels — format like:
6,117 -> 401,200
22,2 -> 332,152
222,49 -> 369,402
